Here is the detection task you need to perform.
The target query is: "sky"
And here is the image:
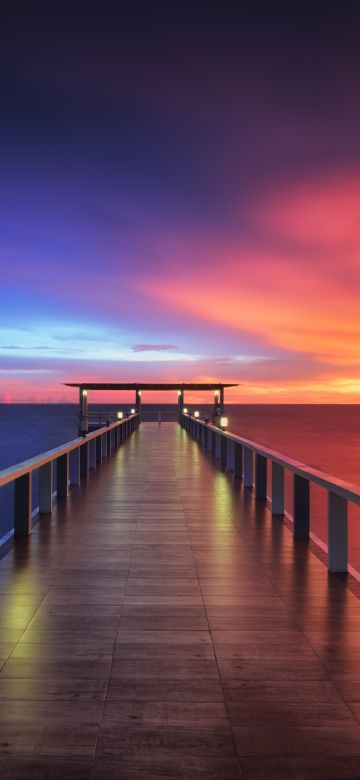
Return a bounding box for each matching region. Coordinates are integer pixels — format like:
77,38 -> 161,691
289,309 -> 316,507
1,1 -> 360,403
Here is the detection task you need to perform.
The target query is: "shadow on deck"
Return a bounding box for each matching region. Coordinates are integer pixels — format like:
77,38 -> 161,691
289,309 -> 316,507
0,423 -> 360,779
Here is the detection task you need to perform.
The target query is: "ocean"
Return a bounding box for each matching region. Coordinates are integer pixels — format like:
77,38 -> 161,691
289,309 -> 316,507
1,403 -> 360,572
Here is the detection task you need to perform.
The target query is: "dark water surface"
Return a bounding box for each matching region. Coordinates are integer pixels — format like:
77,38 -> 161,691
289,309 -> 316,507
1,403 -> 360,571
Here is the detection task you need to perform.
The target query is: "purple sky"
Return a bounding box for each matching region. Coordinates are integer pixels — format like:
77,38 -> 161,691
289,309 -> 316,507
1,2 -> 360,402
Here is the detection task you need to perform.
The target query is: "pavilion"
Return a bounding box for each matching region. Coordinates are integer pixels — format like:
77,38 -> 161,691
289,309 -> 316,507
64,382 -> 238,434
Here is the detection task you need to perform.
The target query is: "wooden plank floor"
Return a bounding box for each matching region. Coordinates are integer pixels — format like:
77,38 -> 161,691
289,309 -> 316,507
1,423 -> 360,778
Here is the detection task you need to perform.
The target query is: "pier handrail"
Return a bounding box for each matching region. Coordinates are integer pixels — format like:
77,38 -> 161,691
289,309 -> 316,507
0,416 -> 137,487
202,421 -> 360,504
182,413 -> 353,574
0,413 -> 140,539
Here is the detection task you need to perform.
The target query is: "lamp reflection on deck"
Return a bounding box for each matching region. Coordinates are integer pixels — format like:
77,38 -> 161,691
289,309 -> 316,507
213,471 -> 233,527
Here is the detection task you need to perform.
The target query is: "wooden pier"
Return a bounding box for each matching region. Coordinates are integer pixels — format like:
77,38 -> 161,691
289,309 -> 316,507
1,420 -> 360,778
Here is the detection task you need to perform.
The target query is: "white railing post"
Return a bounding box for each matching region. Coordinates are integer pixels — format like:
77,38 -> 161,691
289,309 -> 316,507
204,425 -> 208,450
243,446 -> 253,488
14,473 -> 32,536
106,430 -> 111,458
57,453 -> 69,498
220,435 -> 227,467
211,430 -> 216,457
96,435 -> 102,466
271,462 -> 284,515
293,474 -> 309,539
226,439 -> 234,473
102,432 -> 108,460
80,442 -> 89,478
69,447 -> 80,486
39,461 -> 53,513
215,431 -> 221,462
328,491 -> 348,573
255,453 -> 267,500
234,442 -> 243,479
89,438 -> 96,469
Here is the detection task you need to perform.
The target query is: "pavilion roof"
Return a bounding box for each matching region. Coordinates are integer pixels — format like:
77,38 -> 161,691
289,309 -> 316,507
64,382 -> 238,390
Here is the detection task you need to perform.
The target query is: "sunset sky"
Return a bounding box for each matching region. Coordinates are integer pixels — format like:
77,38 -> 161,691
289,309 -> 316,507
1,2 -> 360,403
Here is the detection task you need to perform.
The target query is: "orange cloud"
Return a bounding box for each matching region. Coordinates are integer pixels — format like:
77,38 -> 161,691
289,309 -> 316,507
136,174 -> 360,368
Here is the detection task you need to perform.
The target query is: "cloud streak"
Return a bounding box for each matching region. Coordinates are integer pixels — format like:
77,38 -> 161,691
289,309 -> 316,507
131,344 -> 178,352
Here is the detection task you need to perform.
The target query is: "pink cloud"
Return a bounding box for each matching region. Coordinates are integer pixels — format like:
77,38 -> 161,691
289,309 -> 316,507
255,172 -> 360,250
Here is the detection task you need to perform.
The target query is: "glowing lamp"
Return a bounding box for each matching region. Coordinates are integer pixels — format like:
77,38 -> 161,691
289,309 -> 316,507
130,408 -> 136,414
183,407 -> 188,414
220,416 -> 228,430
177,390 -> 182,397
137,390 -> 141,397
117,411 -> 123,420
194,411 -> 200,419
83,389 -> 88,397
214,389 -> 219,398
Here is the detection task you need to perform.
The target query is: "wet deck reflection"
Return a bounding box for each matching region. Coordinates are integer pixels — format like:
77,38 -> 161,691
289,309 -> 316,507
0,423 -> 360,778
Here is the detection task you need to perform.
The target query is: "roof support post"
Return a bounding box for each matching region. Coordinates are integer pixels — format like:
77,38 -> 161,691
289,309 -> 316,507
214,388 -> 220,415
79,386 -> 88,436
220,385 -> 225,413
177,388 -> 184,423
135,386 -> 141,417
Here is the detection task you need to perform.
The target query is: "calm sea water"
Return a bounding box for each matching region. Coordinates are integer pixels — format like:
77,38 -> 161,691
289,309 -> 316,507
1,403 -> 360,571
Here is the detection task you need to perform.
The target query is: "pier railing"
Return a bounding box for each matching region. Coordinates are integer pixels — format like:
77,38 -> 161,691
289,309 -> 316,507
0,413 -> 140,540
182,412 -> 355,574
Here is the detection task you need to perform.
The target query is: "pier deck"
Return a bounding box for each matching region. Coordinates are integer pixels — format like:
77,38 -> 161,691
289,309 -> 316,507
1,423 -> 360,778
